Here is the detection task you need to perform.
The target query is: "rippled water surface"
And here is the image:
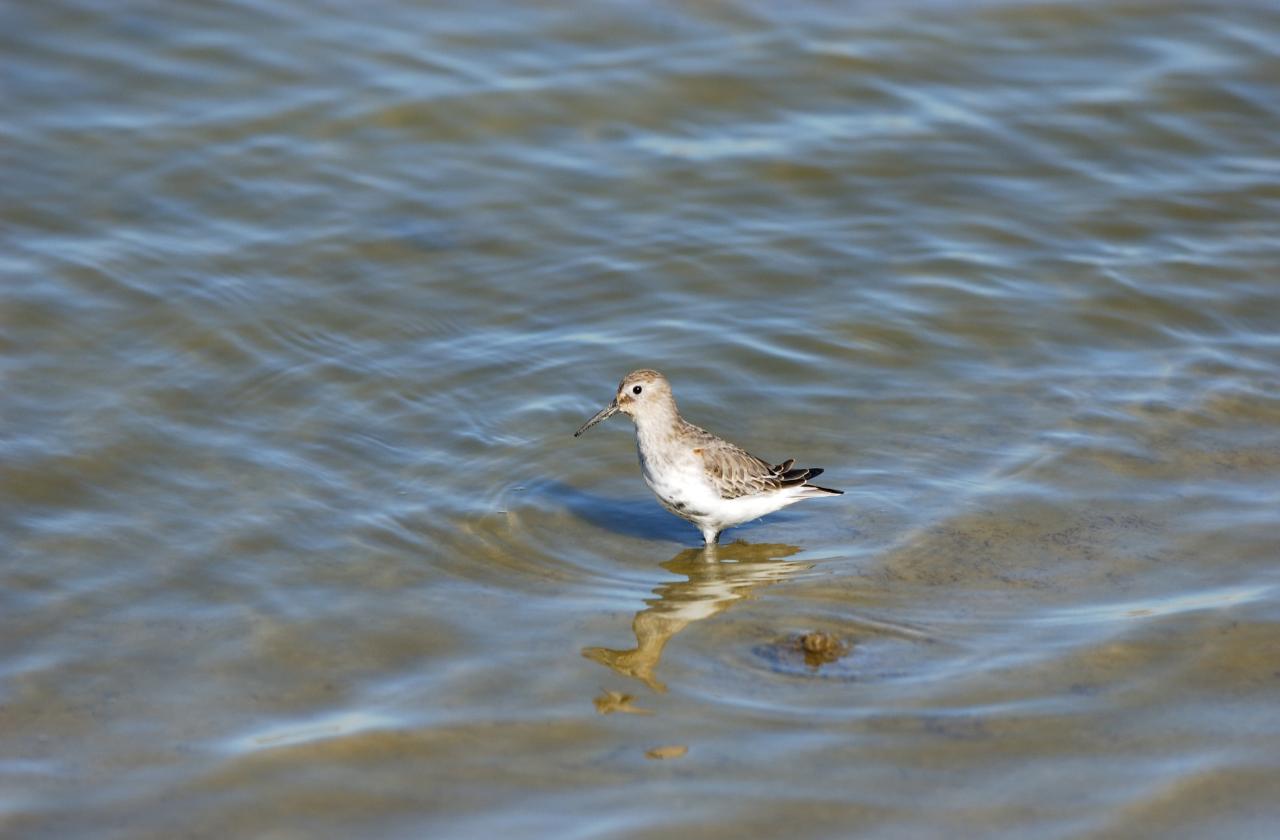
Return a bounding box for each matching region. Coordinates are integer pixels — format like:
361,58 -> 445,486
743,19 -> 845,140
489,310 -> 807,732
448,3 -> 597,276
4,1 -> 1279,837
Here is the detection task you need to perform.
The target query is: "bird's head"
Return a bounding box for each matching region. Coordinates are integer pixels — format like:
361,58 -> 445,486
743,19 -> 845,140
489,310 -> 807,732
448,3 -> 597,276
574,369 -> 674,436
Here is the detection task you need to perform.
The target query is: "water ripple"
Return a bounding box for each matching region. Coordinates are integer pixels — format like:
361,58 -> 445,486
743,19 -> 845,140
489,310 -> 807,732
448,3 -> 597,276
3,0 -> 1279,837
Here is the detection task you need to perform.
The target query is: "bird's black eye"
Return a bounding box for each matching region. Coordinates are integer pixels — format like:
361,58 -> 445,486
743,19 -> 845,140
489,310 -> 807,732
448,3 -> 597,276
632,385 -> 643,395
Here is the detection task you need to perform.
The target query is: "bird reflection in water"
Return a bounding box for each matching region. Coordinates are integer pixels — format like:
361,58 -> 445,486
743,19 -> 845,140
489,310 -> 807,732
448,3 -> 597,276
584,542 -> 808,693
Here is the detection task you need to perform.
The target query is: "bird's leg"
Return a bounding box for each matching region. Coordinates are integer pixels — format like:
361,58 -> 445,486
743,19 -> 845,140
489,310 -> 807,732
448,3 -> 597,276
700,526 -> 721,546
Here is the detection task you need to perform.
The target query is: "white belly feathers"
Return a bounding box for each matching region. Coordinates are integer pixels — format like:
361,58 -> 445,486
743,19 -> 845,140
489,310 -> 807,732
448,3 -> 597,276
637,444 -> 719,521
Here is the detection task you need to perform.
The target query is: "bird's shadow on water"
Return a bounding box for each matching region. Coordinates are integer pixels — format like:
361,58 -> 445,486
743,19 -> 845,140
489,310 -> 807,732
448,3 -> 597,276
537,479 -> 799,544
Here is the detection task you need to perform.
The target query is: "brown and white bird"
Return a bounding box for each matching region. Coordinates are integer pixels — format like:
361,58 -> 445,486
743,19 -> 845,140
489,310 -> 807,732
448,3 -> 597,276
574,369 -> 842,545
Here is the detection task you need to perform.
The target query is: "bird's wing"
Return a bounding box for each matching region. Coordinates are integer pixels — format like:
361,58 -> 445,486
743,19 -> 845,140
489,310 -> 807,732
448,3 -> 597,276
684,424 -> 826,500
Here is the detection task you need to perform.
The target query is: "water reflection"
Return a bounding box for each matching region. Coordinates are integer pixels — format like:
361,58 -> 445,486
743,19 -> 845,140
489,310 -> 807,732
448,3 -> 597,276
584,542 -> 808,693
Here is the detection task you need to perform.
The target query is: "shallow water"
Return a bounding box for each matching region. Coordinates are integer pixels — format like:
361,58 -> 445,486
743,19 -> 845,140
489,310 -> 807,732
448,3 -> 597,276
3,0 -> 1279,837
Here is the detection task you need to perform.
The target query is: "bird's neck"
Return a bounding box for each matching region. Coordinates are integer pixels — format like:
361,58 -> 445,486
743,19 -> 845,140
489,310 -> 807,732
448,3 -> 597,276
633,403 -> 682,449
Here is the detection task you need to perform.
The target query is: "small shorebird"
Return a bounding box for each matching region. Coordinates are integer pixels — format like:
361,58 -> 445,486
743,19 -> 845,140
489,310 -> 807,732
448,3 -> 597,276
574,369 -> 842,545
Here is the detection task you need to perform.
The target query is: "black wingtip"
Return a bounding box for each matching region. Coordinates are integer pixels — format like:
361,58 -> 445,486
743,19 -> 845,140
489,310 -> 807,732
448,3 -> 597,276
778,465 -> 827,487
811,485 -> 843,495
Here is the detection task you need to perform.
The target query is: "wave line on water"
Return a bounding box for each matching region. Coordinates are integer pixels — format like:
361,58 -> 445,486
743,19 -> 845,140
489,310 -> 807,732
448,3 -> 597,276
1035,583 -> 1272,626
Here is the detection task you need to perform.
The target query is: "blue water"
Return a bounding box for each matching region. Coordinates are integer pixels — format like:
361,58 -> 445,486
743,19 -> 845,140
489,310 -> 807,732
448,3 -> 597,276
3,1 -> 1279,838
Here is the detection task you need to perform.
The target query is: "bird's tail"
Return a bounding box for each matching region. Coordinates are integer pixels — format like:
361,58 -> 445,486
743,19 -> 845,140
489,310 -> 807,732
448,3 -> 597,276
773,461 -> 842,496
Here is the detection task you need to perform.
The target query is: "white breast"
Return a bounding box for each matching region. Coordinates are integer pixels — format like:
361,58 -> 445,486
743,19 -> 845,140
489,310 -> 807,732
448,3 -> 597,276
636,441 -> 719,520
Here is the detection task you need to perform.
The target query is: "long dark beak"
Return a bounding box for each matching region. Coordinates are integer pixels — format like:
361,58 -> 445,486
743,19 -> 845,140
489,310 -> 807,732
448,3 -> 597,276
574,399 -> 619,437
